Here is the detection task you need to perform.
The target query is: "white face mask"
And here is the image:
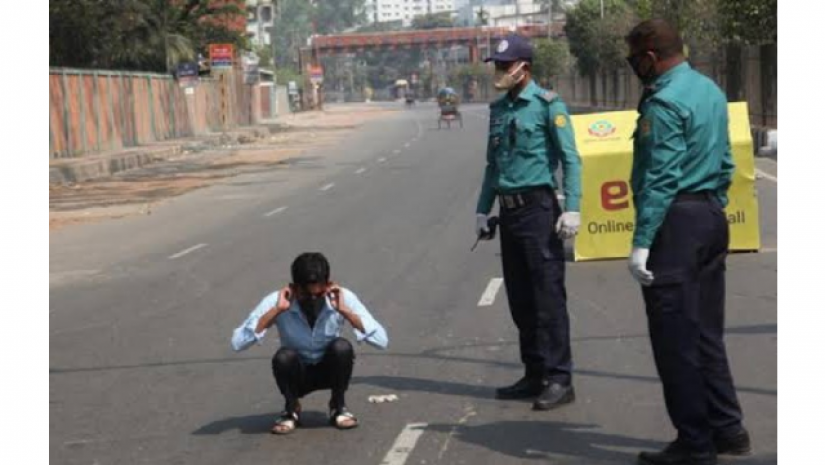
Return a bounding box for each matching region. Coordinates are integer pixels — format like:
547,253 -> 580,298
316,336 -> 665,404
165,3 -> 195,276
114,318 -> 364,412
494,62 -> 527,90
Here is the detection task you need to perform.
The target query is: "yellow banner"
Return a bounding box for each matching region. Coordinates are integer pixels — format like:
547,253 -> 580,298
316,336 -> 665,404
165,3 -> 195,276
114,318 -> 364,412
572,102 -> 761,261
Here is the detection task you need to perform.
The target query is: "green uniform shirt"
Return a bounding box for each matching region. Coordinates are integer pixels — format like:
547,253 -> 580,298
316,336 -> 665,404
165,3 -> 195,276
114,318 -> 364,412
476,80 -> 582,214
632,62 -> 736,248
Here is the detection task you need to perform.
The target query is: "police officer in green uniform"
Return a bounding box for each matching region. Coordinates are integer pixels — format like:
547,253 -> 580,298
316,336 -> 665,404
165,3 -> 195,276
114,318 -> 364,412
625,20 -> 751,465
476,34 -> 582,411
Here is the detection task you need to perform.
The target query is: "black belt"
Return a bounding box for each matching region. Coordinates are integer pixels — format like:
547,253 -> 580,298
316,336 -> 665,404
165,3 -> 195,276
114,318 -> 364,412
499,188 -> 551,210
674,190 -> 714,203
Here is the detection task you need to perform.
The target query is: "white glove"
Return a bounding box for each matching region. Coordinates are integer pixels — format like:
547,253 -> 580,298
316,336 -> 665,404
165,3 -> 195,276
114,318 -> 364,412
628,247 -> 654,286
555,212 -> 581,240
476,214 -> 490,237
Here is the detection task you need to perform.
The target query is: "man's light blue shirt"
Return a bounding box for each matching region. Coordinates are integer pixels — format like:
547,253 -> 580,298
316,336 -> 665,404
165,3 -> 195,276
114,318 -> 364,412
231,287 -> 388,364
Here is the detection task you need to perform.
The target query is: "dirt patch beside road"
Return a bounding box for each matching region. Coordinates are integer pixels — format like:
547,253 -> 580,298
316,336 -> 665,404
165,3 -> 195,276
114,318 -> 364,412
50,105 -> 397,231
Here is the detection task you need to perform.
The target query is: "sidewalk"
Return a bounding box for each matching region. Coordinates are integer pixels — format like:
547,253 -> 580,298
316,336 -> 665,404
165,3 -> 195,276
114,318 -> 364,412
49,105 -> 398,231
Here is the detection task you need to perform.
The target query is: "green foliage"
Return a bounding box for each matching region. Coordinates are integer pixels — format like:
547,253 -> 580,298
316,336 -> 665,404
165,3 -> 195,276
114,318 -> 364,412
532,38 -> 571,80
276,68 -> 304,89
50,0 -> 247,73
565,0 -> 635,76
314,0 -> 367,34
411,12 -> 455,30
717,0 -> 776,44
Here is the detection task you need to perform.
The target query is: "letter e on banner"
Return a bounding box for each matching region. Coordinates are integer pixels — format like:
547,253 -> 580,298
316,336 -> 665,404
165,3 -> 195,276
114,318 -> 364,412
601,181 -> 630,211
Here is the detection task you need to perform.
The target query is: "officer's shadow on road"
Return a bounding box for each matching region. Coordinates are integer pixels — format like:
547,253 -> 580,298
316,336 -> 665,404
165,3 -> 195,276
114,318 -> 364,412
428,420 -> 660,463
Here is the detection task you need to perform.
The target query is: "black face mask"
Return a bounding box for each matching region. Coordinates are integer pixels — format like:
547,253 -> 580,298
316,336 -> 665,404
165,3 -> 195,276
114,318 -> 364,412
627,53 -> 657,85
298,295 -> 325,326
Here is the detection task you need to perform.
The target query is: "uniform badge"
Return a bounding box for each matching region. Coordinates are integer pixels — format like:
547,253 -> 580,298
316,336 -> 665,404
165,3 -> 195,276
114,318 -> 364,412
497,40 -> 509,53
554,114 -> 567,128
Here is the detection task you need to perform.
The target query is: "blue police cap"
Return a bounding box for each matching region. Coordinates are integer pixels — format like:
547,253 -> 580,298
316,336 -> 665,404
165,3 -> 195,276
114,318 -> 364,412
485,34 -> 533,63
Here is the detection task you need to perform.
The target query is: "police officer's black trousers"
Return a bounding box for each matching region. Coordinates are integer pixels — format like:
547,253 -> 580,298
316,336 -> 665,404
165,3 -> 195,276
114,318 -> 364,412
642,195 -> 744,452
499,188 -> 572,385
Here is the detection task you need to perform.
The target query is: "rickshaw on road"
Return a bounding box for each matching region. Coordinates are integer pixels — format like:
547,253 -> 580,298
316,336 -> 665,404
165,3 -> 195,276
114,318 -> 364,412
436,87 -> 462,129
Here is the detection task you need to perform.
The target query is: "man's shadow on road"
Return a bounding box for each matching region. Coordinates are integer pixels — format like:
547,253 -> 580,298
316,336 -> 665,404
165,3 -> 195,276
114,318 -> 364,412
193,410 -> 333,436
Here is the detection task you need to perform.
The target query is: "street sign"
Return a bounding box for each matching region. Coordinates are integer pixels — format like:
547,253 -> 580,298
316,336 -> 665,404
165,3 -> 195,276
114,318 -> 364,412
308,65 -> 324,85
209,44 -> 234,69
288,81 -> 299,95
176,62 -> 199,88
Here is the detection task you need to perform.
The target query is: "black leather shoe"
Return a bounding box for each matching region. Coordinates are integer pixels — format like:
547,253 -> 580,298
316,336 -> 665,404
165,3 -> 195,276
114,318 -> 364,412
532,382 -> 575,411
714,428 -> 751,456
495,376 -> 543,400
638,441 -> 717,465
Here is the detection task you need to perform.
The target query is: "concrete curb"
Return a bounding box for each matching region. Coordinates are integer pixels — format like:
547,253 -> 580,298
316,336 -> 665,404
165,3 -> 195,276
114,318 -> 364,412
49,146 -> 183,184
48,127 -> 273,185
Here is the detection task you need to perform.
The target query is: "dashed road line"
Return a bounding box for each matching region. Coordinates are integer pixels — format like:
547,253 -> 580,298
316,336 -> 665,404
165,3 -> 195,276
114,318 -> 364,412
320,183 -> 335,192
355,167 -> 367,174
478,278 -> 504,306
264,206 -> 288,218
756,168 -> 777,183
169,243 -> 207,260
379,423 -> 428,465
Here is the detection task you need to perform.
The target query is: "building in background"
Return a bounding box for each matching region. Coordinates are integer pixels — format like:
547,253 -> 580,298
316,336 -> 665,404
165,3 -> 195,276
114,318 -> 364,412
456,0 -> 578,28
363,0 -> 457,27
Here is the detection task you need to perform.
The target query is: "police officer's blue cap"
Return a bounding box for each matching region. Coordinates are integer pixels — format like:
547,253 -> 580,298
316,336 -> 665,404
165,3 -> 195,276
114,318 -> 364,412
485,34 -> 533,63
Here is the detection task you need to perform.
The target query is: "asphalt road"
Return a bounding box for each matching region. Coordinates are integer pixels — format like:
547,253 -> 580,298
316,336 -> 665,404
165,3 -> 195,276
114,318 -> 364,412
50,102 -> 778,465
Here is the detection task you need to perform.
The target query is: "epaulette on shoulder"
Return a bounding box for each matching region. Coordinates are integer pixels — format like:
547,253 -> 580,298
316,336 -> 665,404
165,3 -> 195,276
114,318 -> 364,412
538,90 -> 558,103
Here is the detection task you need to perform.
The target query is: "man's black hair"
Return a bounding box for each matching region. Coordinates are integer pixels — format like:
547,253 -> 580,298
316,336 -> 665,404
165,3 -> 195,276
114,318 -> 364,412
625,19 -> 685,59
291,252 -> 331,286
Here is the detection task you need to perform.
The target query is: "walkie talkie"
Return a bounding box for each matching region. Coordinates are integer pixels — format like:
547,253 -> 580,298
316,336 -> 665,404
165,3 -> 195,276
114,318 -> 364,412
471,216 -> 499,251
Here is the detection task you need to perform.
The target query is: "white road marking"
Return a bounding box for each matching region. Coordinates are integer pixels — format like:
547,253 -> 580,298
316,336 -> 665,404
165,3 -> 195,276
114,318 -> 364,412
438,409 -> 476,461
380,423 -> 428,465
404,142 -> 411,148
478,278 -> 504,306
393,149 -> 401,154
378,157 -> 387,163
320,183 -> 335,191
169,243 -> 207,260
755,168 -> 777,183
355,167 -> 367,175
264,206 -> 288,217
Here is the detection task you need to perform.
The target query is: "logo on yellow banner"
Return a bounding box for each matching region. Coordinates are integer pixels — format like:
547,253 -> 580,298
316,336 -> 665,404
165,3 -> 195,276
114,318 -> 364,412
588,120 -> 617,138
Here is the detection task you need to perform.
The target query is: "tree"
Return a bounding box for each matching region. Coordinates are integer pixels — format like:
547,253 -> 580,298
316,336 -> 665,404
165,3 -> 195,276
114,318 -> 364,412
270,0 -> 315,72
717,0 -> 776,44
50,0 -> 247,73
313,0 -> 367,34
630,0 -> 721,52
411,12 -> 455,30
532,38 -> 571,82
565,0 -> 635,77
50,0 -> 108,68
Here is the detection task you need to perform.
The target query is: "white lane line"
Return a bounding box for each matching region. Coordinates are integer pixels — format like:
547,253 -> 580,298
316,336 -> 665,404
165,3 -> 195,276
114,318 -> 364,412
264,206 -> 288,217
320,183 -> 335,192
393,149 -> 401,154
755,168 -> 777,183
355,167 -> 367,174
380,423 -> 428,465
438,409 -> 476,461
478,278 -> 504,306
169,243 -> 207,260
404,142 -> 411,148
378,157 -> 387,163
